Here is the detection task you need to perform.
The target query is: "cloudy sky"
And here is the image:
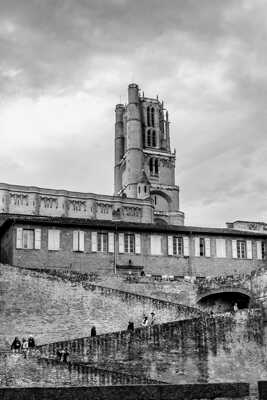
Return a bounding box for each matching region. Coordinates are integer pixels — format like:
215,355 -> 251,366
0,0 -> 266,227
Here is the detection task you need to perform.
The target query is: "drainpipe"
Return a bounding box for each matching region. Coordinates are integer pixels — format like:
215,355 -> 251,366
114,223 -> 117,275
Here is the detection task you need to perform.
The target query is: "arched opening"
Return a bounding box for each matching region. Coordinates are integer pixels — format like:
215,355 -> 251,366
151,107 -> 155,127
197,291 -> 251,313
147,107 -> 150,126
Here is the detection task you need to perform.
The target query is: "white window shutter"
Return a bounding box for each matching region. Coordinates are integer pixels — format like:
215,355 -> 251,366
108,232 -> 114,253
194,237 -> 200,256
16,228 -> 23,249
216,239 -> 226,258
34,229 -> 41,250
54,230 -> 60,250
205,238 -> 211,257
119,233 -> 124,253
151,235 -> 162,255
232,240 -> 237,258
246,240 -> 252,259
91,232 -> 97,252
135,233 -> 141,254
168,236 -> 173,256
79,231 -> 85,252
256,241 -> 262,260
48,230 -> 53,250
73,231 -> 79,251
183,236 -> 190,256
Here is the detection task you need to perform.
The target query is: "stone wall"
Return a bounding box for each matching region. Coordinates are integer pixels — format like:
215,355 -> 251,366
0,383 -> 250,400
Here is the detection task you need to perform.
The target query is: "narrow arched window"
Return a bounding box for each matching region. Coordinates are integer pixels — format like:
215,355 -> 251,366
149,158 -> 153,173
152,130 -> 157,147
147,129 -> 152,147
151,107 -> 155,127
147,107 -> 150,126
155,159 -> 158,175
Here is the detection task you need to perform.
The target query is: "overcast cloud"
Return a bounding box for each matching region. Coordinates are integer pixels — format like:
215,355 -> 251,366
0,0 -> 267,227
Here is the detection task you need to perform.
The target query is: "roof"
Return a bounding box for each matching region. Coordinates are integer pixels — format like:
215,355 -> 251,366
0,213 -> 267,238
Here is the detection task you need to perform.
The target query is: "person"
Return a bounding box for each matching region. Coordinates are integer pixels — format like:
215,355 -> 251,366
91,326 -> 96,337
21,338 -> 29,359
127,320 -> 134,332
234,302 -> 239,312
11,337 -> 21,353
28,335 -> 35,349
150,312 -> 156,325
56,349 -> 63,362
142,315 -> 148,327
62,348 -> 70,363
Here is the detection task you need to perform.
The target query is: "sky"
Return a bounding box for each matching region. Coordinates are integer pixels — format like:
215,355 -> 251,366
0,0 -> 267,227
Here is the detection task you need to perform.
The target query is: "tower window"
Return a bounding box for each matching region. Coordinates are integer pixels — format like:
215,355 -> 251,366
151,107 -> 155,127
147,129 -> 152,147
149,158 -> 159,176
147,107 -> 151,126
152,130 -> 157,147
144,186 -> 147,193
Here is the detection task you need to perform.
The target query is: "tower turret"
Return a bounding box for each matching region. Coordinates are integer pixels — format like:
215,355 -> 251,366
114,104 -> 125,194
124,83 -> 143,198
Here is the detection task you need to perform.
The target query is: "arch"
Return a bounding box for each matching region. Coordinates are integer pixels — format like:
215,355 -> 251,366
196,287 -> 252,311
150,189 -> 172,205
154,218 -> 168,225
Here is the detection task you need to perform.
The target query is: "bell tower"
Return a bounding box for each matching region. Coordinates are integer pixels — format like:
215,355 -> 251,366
114,83 -> 184,226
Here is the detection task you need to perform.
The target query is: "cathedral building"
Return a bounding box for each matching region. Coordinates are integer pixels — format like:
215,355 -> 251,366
0,84 -> 266,277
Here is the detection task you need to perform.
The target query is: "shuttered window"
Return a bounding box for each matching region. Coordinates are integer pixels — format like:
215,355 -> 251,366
135,234 -> 141,254
237,240 -> 246,259
108,232 -> 114,253
16,228 -> 41,250
73,231 -> 85,252
48,230 -> 60,251
246,240 -> 252,259
151,235 -> 162,255
124,233 -> 135,253
91,232 -> 97,252
216,239 -> 226,258
97,232 -> 108,252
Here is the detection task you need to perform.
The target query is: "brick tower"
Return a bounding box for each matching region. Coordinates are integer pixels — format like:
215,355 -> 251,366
114,83 -> 184,225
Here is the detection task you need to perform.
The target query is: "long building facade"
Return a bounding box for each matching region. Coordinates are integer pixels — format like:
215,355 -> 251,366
0,84 -> 266,277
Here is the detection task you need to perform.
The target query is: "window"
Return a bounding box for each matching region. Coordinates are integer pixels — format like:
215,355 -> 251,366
195,237 -> 210,257
149,158 -> 159,176
173,236 -> 183,256
16,228 -> 41,250
151,108 -> 155,127
91,231 -> 114,253
261,241 -> 265,259
48,230 -> 60,251
237,240 -> 246,259
216,238 -> 226,258
73,231 -> 85,252
152,130 -> 157,147
147,129 -> 152,147
118,233 -> 141,254
124,233 -> 135,253
97,232 -> 108,252
200,238 -> 205,256
147,107 -> 151,126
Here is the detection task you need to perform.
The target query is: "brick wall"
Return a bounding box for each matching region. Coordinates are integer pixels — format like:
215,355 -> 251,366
2,223 -> 266,276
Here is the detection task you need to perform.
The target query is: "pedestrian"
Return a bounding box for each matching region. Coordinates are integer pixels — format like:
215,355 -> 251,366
11,337 -> 21,353
28,335 -> 35,349
62,348 -> 70,363
142,315 -> 148,327
127,320 -> 134,332
21,338 -> 29,359
91,326 -> 96,337
234,302 -> 239,313
56,349 -> 62,362
150,312 -> 156,325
